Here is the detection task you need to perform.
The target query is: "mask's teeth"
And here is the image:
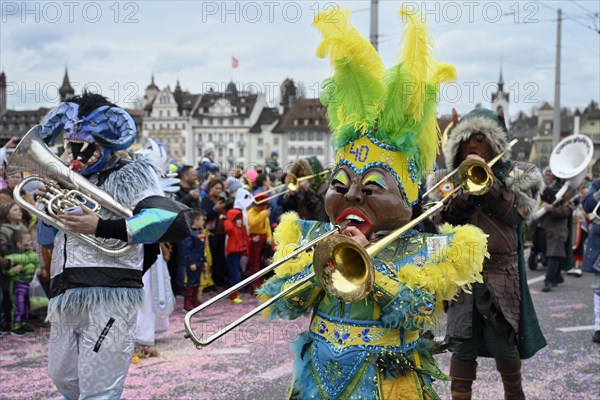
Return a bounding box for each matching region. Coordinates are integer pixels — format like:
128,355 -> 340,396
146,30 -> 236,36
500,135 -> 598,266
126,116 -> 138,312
80,142 -> 89,153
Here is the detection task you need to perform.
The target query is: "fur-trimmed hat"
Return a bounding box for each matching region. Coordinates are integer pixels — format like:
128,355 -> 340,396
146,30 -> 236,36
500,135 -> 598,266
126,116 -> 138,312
444,108 -> 509,171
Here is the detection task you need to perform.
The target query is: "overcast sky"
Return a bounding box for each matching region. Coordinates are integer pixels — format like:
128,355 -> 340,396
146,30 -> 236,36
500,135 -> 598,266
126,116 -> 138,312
1,1 -> 599,119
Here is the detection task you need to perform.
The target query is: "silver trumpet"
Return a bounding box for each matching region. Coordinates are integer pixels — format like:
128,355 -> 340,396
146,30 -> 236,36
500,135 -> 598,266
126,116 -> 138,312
7,125 -> 134,257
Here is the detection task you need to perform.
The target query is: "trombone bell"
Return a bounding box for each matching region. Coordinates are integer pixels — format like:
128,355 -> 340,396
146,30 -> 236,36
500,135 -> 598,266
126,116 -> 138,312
457,158 -> 493,196
313,235 -> 373,303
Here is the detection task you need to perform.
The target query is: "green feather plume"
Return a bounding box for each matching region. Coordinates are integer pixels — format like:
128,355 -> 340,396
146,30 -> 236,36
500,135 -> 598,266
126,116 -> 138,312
313,7 -> 386,140
314,6 -> 457,179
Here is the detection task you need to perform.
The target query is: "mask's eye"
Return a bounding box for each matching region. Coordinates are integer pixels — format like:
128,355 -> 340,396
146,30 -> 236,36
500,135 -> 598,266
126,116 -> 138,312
89,121 -> 98,126
475,132 -> 485,143
331,170 -> 349,186
332,170 -> 350,194
362,174 -> 387,190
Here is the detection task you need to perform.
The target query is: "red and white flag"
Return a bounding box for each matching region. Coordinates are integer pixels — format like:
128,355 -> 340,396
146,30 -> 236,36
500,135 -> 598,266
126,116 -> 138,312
232,57 -> 239,69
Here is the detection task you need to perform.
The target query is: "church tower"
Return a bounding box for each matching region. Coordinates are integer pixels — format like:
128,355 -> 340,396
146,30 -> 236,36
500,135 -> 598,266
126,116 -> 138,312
0,71 -> 7,114
59,68 -> 75,101
143,74 -> 160,109
491,63 -> 510,128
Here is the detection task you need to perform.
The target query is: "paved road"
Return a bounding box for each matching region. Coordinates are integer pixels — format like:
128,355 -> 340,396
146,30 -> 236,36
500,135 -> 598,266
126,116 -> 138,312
1,260 -> 599,399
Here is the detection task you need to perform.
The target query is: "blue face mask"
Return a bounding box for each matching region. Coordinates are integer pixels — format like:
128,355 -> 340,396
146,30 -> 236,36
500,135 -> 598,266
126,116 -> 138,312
42,102 -> 137,176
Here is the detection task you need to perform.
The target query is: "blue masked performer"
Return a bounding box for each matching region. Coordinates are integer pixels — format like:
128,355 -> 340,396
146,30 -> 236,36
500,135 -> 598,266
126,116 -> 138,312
257,8 -> 488,400
31,93 -> 192,399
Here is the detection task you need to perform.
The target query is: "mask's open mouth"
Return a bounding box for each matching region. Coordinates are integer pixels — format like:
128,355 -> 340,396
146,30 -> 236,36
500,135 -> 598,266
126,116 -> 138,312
335,208 -> 373,237
66,140 -> 102,171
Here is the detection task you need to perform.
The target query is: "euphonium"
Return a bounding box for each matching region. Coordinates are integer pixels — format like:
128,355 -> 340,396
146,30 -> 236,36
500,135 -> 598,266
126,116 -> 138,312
6,125 -> 134,256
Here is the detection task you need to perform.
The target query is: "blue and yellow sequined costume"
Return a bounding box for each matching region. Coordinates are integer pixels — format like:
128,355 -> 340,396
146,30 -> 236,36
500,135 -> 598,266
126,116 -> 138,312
259,213 -> 487,400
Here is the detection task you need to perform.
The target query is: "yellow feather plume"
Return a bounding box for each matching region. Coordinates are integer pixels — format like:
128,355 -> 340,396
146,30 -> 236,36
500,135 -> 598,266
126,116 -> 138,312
272,212 -> 314,278
313,7 -> 386,130
431,62 -> 458,84
397,224 -> 488,300
398,7 -> 434,123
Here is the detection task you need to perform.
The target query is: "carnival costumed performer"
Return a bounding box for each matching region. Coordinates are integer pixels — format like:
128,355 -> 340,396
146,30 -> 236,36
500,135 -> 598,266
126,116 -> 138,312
581,175 -> 600,343
33,93 -> 192,399
133,139 -> 179,348
257,8 -> 488,400
427,108 -> 546,400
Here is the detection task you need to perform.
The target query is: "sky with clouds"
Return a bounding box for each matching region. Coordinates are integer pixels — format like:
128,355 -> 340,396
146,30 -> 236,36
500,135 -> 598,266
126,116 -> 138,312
1,0 -> 599,120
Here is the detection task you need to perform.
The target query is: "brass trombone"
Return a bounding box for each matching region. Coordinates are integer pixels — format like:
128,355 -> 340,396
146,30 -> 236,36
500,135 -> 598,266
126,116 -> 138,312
423,139 -> 518,199
184,220 -> 351,347
184,140 -> 516,348
253,170 -> 330,205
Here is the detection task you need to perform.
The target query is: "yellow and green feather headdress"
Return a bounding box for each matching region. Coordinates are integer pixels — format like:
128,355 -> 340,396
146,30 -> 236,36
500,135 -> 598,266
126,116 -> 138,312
314,7 -> 456,205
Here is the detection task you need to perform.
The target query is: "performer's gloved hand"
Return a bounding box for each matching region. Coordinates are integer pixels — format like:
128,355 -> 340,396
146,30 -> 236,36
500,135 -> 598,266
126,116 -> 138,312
479,176 -> 521,225
60,204 -> 100,235
442,190 -> 480,224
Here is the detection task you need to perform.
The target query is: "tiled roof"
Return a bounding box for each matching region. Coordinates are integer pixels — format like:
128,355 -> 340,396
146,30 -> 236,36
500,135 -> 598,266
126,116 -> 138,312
175,92 -> 200,114
249,107 -> 280,133
272,98 -> 328,132
193,90 -> 258,117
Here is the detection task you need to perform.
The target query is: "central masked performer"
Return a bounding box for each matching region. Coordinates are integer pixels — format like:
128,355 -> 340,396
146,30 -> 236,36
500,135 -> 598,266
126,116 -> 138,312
258,7 -> 488,400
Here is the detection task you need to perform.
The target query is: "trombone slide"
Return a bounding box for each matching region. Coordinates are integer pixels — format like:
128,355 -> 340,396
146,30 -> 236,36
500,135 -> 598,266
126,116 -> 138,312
184,221 -> 348,347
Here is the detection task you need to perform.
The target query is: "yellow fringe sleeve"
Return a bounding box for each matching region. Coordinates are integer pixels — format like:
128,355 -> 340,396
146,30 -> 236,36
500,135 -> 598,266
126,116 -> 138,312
397,223 -> 488,301
271,212 -> 314,279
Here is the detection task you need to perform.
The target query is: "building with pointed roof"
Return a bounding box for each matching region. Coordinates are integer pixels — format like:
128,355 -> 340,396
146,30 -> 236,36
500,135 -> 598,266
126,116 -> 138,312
0,71 -> 6,114
142,76 -> 200,164
271,97 -> 332,168
189,82 -> 265,169
0,71 -> 49,144
491,64 -> 510,128
143,74 -> 160,110
59,68 -> 75,101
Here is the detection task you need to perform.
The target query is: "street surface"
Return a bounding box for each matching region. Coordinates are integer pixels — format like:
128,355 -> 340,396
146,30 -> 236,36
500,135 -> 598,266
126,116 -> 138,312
1,259 -> 599,400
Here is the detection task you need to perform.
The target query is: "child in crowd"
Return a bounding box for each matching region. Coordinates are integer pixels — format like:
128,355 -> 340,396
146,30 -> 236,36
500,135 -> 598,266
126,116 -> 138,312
223,208 -> 248,304
4,230 -> 40,335
247,193 -> 272,295
179,211 -> 207,311
198,223 -> 214,294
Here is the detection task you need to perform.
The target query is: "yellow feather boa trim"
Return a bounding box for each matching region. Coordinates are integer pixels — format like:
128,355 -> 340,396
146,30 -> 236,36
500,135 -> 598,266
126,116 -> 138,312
397,223 -> 488,301
271,212 -> 315,279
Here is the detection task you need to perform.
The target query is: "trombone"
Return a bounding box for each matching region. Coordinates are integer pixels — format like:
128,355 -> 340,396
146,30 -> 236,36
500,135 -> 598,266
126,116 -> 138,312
184,220 -> 350,347
423,139 -> 518,199
253,170 -> 330,204
184,140 -> 516,348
